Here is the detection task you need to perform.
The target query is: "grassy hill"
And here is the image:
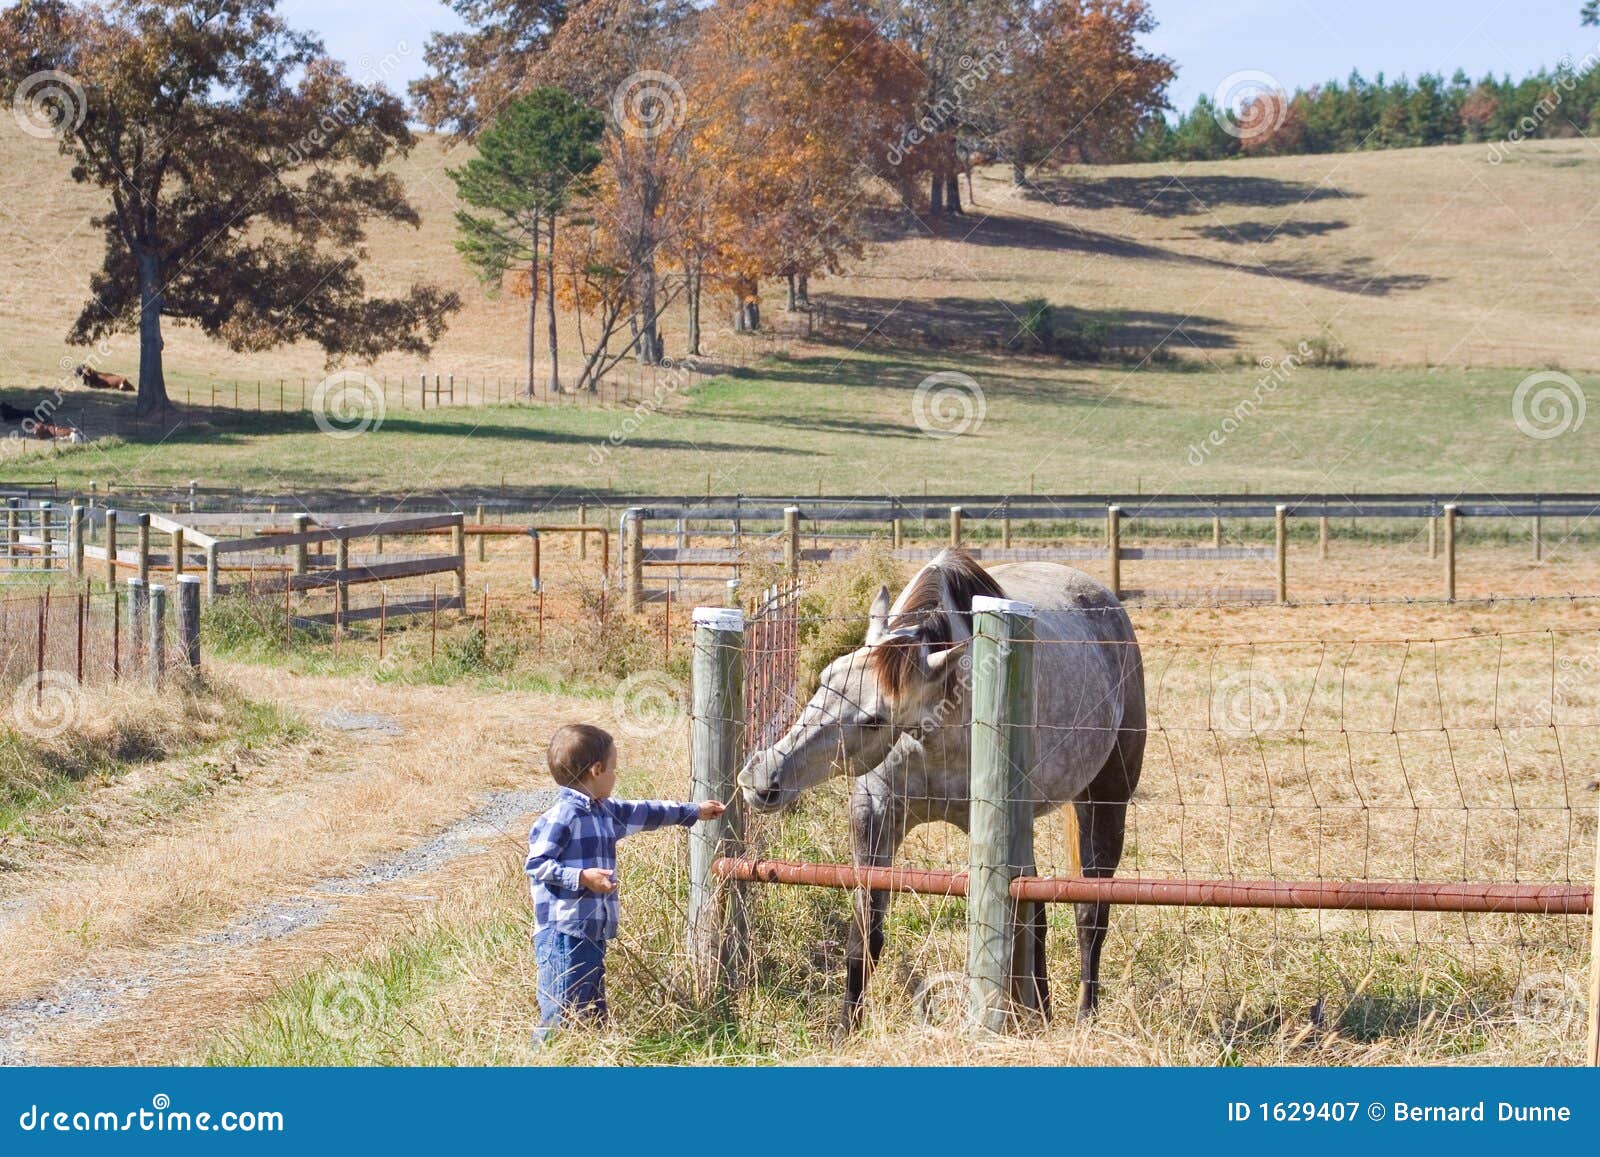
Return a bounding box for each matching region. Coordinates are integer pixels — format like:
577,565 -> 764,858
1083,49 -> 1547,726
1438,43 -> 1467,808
1,124 -> 1597,497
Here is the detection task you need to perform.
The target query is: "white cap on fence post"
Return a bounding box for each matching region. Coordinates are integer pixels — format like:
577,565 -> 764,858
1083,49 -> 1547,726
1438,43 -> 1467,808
692,607 -> 744,633
971,595 -> 1036,618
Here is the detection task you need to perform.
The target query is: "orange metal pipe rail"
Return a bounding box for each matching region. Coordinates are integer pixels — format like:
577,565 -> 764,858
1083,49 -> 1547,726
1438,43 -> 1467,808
712,858 -> 1594,916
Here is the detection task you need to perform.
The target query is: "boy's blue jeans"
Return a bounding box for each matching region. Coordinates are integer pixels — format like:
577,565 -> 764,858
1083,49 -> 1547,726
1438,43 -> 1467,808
534,927 -> 608,1035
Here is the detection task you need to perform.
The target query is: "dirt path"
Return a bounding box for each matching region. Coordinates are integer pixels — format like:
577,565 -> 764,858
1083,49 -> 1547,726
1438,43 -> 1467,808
0,660 -> 599,1065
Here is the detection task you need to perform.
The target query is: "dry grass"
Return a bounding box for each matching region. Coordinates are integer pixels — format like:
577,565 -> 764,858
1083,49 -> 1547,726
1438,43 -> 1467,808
2,124 -> 1597,397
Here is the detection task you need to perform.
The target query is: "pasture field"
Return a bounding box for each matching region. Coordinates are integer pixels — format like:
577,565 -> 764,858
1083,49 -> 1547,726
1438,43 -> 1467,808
1,355 -> 1597,500
0,533 -> 1594,1067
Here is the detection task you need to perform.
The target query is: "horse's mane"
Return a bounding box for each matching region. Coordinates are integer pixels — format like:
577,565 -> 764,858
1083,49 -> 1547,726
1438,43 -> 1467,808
870,549 -> 1003,699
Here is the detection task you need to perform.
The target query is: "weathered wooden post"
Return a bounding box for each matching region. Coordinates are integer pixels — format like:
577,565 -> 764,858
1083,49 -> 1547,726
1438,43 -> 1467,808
176,575 -> 202,670
335,530 -> 351,617
892,518 -> 903,550
968,595 -> 1039,1031
1276,504 -> 1288,604
1588,815 -> 1600,1066
292,514 -> 310,576
1318,514 -> 1329,561
1533,513 -> 1543,562
1428,514 -> 1438,559
1444,503 -> 1457,602
1001,510 -> 1012,550
1212,514 -> 1222,549
104,509 -> 118,588
578,502 -> 589,561
136,514 -> 151,584
688,605 -> 746,998
476,504 -> 486,562
451,513 -> 467,604
205,543 -> 219,599
949,505 -> 963,548
170,525 -> 185,578
6,499 -> 17,569
783,506 -> 800,579
39,501 -> 53,572
626,508 -> 645,613
128,577 -> 148,671
68,504 -> 85,579
1105,505 -> 1121,599
147,583 -> 167,685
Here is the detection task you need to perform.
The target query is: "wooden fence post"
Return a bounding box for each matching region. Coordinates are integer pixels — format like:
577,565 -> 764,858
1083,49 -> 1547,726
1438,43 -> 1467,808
1106,505 -> 1121,599
170,525 -> 185,577
147,583 -> 166,685
626,508 -> 645,613
205,543 -> 219,599
892,518 -> 903,550
784,506 -> 800,579
688,606 -> 746,999
968,595 -> 1039,1031
1444,504 -> 1457,602
476,504 -> 486,562
335,530 -> 351,616
949,505 -> 963,548
293,514 -> 310,575
136,514 -> 150,584
579,502 -> 589,561
39,501 -> 53,572
104,510 -> 118,588
6,499 -> 17,569
1212,514 -> 1222,549
1276,504 -> 1288,604
1318,514 -> 1329,561
1587,810 -> 1600,1066
1428,514 -> 1438,559
1533,513 -> 1543,562
451,513 -> 467,604
176,575 -> 202,670
129,578 -> 148,671
68,504 -> 85,579
1001,510 -> 1012,550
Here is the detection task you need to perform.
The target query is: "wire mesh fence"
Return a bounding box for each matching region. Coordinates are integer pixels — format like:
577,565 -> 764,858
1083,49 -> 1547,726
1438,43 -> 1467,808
681,586 -> 1600,1060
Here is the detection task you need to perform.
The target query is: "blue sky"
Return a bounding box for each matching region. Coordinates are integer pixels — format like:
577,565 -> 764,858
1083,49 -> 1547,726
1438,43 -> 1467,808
287,0 -> 1600,115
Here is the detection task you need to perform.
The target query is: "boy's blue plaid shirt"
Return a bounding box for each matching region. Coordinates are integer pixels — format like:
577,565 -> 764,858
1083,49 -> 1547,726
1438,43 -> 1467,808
525,786 -> 700,940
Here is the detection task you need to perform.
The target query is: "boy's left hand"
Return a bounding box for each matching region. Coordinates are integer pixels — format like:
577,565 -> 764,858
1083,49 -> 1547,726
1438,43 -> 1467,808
698,800 -> 727,821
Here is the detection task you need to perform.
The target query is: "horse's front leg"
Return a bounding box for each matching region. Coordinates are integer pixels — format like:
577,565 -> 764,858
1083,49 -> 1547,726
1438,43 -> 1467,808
841,774 -> 900,1034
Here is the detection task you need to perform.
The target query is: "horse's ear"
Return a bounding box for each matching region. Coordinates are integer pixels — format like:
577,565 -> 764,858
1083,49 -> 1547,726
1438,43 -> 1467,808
865,585 -> 892,645
923,639 -> 969,684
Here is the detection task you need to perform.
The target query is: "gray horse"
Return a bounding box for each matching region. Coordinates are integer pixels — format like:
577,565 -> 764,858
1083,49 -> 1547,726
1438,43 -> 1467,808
739,549 -> 1145,1029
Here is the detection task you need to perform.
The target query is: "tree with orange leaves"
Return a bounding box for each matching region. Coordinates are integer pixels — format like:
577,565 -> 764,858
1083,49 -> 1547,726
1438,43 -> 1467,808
689,0 -> 924,330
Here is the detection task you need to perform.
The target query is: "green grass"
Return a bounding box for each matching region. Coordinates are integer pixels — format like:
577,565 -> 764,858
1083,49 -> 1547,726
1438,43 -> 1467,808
9,353 -> 1596,501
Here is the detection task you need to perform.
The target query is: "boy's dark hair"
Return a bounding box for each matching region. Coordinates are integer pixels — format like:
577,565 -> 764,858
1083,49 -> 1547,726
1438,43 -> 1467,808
547,723 -> 615,787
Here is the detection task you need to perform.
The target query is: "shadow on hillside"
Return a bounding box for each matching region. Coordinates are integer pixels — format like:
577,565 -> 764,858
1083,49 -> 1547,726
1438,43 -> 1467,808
1194,219 -> 1351,244
1023,173 -> 1356,217
812,294 -> 1239,353
854,208 -> 1430,299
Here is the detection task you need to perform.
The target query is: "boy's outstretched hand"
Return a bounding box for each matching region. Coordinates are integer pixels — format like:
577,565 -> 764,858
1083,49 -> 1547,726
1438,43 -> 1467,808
579,868 -> 618,894
698,800 -> 727,821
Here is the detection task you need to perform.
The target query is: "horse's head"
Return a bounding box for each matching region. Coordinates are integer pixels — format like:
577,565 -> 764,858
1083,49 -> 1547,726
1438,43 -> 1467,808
740,551 -> 1000,812
72,365 -> 88,380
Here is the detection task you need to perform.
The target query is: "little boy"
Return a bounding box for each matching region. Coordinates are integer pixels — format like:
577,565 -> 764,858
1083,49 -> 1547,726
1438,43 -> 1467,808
525,722 -> 725,1035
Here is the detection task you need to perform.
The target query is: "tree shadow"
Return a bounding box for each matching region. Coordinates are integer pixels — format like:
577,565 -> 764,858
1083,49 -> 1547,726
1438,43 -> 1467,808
1194,219 -> 1351,244
1023,173 -> 1357,218
813,293 -> 1239,353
